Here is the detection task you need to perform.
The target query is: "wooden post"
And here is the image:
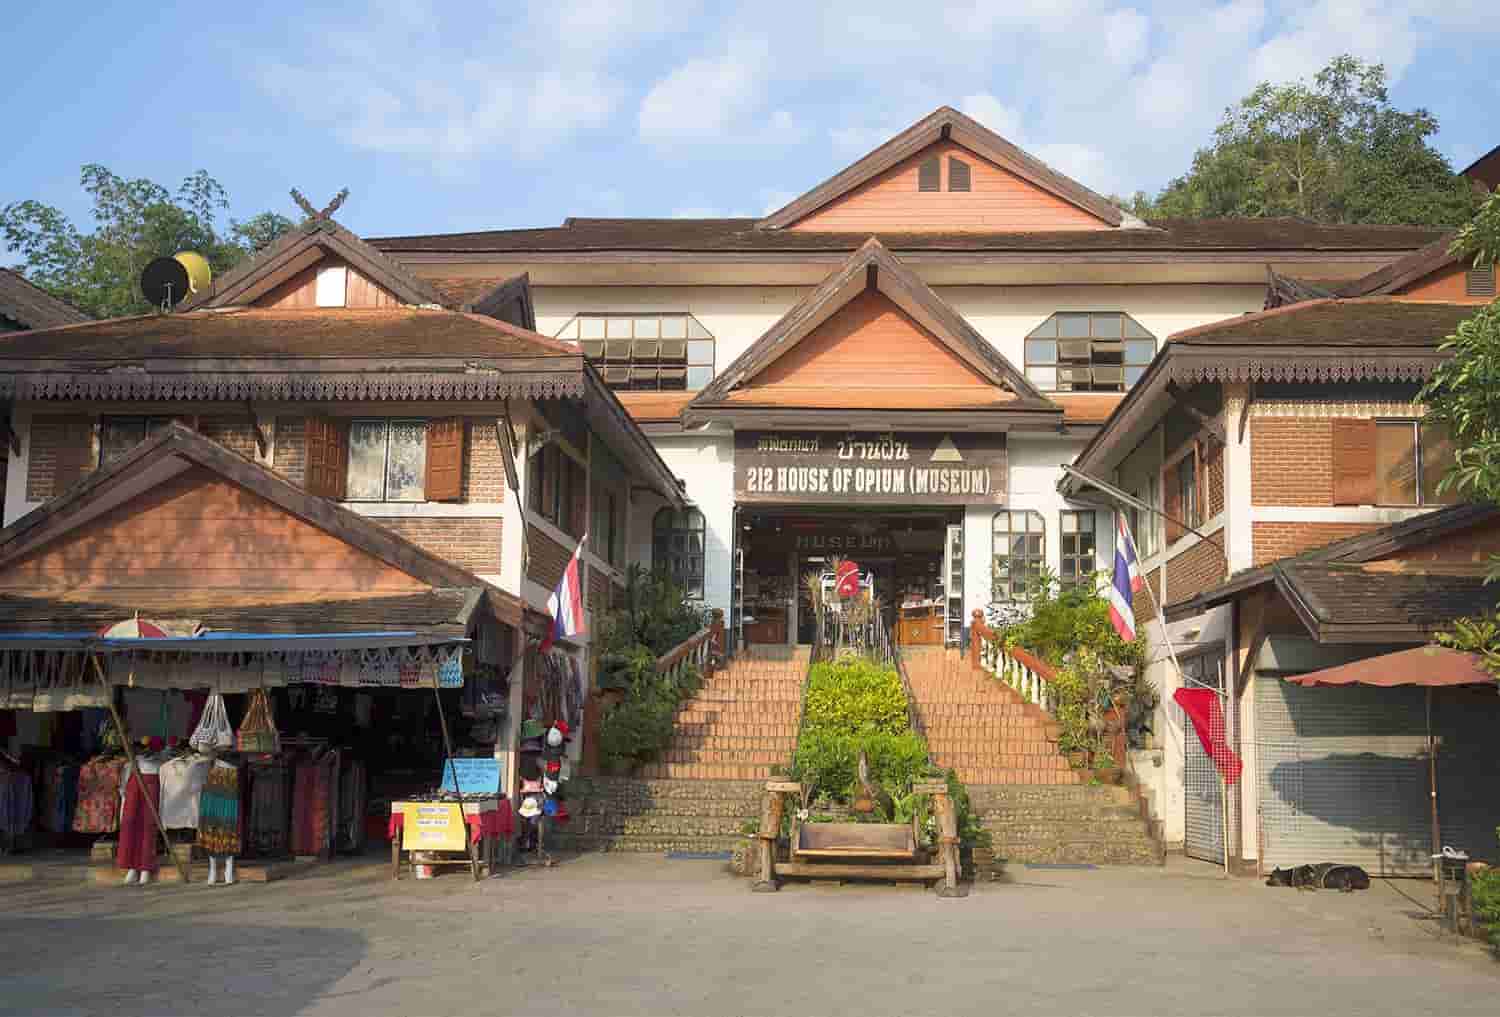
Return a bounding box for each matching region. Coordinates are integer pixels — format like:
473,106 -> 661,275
390,821 -> 402,880
931,787 -> 965,898
89,655 -> 191,884
752,783 -> 790,892
709,609 -> 726,672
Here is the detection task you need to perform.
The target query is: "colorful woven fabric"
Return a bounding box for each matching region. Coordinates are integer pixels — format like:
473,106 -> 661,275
196,763 -> 241,855
291,751 -> 338,857
72,757 -> 125,834
248,759 -> 290,857
115,770 -> 161,872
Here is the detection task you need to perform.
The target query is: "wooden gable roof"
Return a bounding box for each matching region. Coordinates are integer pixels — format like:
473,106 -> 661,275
0,269 -> 89,331
758,107 -> 1132,231
183,218 -> 448,311
684,238 -> 1057,426
0,422 -> 520,628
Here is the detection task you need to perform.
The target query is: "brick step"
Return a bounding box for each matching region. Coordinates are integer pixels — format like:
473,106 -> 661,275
977,805 -> 1143,823
669,722 -> 800,738
544,832 -> 746,855
686,692 -> 803,704
949,769 -> 1082,785
674,711 -> 801,725
931,755 -> 1074,771
566,776 -> 766,803
614,815 -> 749,838
658,748 -> 792,764
967,785 -> 1135,807
665,735 -> 799,750
913,704 -> 1043,717
635,763 -> 781,780
919,723 -> 1057,738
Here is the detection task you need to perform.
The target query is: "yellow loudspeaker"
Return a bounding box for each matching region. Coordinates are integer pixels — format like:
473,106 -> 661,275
172,251 -> 212,294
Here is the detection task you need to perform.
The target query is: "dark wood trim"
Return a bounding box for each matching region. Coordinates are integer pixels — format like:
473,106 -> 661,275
1336,234 -> 1459,297
757,106 -> 1126,229
1164,381 -> 1225,448
466,272 -> 537,331
680,405 -> 1063,430
377,249 -> 1414,268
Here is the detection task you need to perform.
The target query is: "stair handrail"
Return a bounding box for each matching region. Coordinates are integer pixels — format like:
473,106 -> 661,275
968,609 -> 1058,715
654,609 -> 726,683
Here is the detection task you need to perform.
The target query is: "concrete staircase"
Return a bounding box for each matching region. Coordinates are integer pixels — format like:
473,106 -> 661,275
549,645 -> 809,855
903,647 -> 1078,785
902,647 -> 1162,866
636,644 -> 809,781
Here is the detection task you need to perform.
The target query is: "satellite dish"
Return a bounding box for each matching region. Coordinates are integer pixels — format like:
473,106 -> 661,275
140,252 -> 212,309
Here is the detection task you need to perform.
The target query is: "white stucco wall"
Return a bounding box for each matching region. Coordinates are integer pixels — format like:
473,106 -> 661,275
531,283 -> 1267,381
633,430 -> 736,615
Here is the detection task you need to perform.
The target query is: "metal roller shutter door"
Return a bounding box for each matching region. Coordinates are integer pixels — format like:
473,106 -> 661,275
1256,678 -> 1433,875
1180,653 -> 1225,864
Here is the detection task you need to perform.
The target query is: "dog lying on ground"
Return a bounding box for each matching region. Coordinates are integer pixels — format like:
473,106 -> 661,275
1265,863 -> 1371,891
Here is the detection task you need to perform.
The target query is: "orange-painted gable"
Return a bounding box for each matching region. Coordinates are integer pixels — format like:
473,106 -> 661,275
255,257 -> 402,309
736,290 -> 1007,408
0,467 -> 429,594
789,140 -> 1111,233
1395,261 -> 1494,304
1375,517 -> 1500,568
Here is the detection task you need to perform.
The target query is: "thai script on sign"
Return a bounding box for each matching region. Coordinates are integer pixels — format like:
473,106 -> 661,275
837,433 -> 910,462
756,435 -> 821,453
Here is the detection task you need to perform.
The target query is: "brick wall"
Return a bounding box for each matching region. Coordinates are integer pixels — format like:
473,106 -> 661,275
1206,442 -> 1225,518
1251,521 -> 1382,566
587,565 -> 608,620
198,416 -> 260,460
26,415 -> 93,501
1134,567 -> 1161,630
375,517 -> 501,574
274,417 -> 306,487
528,524 -> 570,589
1250,417 -> 1332,506
461,419 -> 506,503
1165,538 -> 1228,606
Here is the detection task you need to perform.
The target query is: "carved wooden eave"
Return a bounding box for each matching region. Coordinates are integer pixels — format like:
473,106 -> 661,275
1164,351 -> 1446,386
0,370 -> 585,403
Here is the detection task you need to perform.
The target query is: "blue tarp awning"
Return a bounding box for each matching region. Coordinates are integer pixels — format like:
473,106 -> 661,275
0,631 -> 468,652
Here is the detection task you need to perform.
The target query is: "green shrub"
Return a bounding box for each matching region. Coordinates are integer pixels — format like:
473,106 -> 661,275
791,729 -> 930,799
801,658 -> 910,737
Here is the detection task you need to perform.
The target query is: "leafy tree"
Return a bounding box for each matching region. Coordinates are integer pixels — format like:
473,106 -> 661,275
1,165 -> 295,319
1135,55 -> 1479,226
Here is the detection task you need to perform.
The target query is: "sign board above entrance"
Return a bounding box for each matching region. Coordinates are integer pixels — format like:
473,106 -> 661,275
735,431 -> 1006,505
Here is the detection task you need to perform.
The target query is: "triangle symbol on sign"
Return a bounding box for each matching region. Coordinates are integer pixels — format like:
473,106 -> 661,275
930,435 -> 963,463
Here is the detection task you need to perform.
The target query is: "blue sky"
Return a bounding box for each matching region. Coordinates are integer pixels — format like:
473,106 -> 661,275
3,0 -> 1497,248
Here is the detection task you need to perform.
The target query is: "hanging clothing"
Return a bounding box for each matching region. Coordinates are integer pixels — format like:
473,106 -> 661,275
72,757 -> 126,834
291,750 -> 339,858
337,758 -> 367,854
196,762 -> 241,856
248,758 -> 290,858
115,759 -> 162,873
37,762 -> 79,834
158,754 -> 213,829
0,766 -> 33,850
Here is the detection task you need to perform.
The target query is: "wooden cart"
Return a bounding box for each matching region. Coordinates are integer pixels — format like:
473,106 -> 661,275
389,797 -> 502,882
750,780 -> 965,897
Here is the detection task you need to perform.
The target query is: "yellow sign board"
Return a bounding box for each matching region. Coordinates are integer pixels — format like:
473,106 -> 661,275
397,802 -> 468,852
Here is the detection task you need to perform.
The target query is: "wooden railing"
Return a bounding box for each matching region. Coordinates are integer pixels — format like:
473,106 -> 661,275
968,609 -> 1059,715
655,609 -> 727,684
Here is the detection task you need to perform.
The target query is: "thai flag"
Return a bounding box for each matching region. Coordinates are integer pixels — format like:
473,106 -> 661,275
1108,514 -> 1143,642
540,534 -> 587,653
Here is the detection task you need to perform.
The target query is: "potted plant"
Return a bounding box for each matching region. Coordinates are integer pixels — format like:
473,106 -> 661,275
1090,750 -> 1123,785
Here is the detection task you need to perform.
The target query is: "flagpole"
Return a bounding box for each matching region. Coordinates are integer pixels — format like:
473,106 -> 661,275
1119,520 -> 1232,878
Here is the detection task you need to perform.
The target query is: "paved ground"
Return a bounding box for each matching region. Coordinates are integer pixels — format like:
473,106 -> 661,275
0,853 -> 1495,1016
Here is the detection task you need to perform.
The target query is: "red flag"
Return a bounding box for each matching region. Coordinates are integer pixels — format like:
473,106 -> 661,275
1173,687 -> 1243,785
834,560 -> 861,599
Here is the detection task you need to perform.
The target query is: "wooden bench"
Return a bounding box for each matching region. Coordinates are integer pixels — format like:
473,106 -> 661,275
750,780 -> 965,897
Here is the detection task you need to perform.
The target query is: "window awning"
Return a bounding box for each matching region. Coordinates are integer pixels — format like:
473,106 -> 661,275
1289,645 -> 1492,688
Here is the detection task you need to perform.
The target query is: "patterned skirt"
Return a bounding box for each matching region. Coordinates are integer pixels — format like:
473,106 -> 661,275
116,772 -> 161,872
196,765 -> 241,856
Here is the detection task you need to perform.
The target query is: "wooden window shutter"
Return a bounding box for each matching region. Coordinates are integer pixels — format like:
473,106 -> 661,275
1331,418 -> 1377,505
948,157 -> 971,192
1163,461 -> 1183,544
304,417 -> 348,499
425,418 -> 465,502
918,155 -> 940,192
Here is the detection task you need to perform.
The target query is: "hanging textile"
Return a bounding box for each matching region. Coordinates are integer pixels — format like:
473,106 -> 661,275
248,758 -> 291,857
72,757 -> 126,834
0,762 -> 33,852
291,749 -> 339,858
1172,688 -> 1243,785
336,758 -> 367,854
37,762 -> 79,834
115,759 -> 162,873
158,753 -> 213,829
196,761 -> 242,856
236,689 -> 280,755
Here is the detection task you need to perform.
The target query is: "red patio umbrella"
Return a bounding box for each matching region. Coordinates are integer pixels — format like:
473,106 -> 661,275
1291,644 -> 1494,882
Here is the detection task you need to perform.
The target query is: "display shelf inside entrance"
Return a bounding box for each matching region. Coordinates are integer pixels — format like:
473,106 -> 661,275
750,780 -> 964,896
389,756 -> 511,881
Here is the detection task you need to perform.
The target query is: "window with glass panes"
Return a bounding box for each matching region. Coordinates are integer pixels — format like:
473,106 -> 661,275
1374,420 -> 1459,507
1024,312 -> 1156,391
556,314 -> 716,391
1126,476 -> 1159,559
653,508 -> 705,599
100,416 -> 174,465
346,419 -> 427,502
1059,510 -> 1097,590
992,510 -> 1045,602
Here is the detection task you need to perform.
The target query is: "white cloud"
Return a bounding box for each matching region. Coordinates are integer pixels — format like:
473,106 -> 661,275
639,39 -> 779,143
959,94 -> 1023,139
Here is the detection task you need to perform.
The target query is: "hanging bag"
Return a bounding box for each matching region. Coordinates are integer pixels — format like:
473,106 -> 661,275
189,692 -> 235,752
236,688 -> 281,754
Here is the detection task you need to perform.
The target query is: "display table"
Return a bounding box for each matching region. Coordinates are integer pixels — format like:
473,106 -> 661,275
388,797 -> 514,880
896,602 -> 943,646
